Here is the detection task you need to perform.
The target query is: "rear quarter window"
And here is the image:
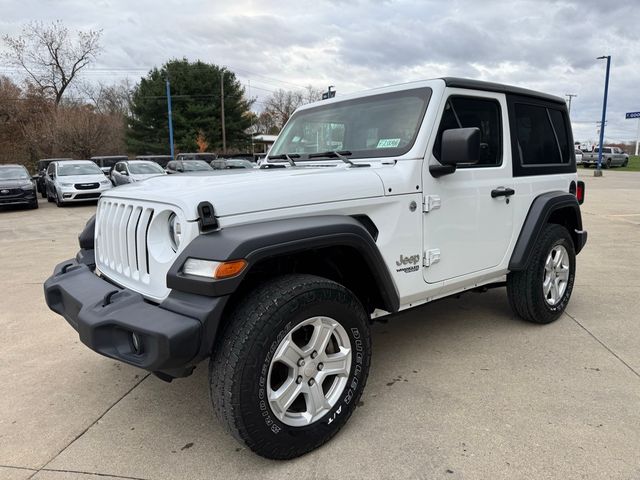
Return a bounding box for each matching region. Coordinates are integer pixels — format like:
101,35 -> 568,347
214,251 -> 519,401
508,95 -> 575,177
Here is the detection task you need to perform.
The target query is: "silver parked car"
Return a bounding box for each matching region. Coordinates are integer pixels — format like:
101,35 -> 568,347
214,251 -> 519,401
110,160 -> 166,186
45,160 -> 112,207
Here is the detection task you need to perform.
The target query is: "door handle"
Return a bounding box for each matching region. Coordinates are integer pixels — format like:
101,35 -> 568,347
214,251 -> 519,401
491,187 -> 515,198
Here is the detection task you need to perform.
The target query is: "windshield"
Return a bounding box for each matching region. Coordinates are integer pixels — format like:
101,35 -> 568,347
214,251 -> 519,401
269,88 -> 431,160
129,162 -> 164,174
58,163 -> 103,176
183,160 -> 213,171
0,166 -> 30,181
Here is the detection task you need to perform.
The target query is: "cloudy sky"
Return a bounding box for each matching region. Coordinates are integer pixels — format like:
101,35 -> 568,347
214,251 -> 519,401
1,0 -> 639,143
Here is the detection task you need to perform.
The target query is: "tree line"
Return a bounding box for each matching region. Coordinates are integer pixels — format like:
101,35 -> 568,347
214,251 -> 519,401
0,21 -> 323,170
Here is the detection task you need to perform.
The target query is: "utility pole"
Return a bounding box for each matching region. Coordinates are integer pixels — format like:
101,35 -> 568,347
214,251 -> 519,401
165,78 -> 175,159
220,71 -> 226,154
565,93 -> 577,115
595,55 -> 611,177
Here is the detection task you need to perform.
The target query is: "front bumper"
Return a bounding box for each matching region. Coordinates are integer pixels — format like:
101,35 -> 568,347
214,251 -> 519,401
0,189 -> 36,205
59,186 -> 111,202
44,256 -> 228,375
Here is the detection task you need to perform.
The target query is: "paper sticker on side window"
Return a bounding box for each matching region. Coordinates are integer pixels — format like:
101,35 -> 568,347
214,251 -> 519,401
376,138 -> 401,148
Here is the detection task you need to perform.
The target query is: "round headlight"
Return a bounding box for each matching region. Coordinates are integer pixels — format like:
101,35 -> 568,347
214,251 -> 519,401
168,213 -> 182,251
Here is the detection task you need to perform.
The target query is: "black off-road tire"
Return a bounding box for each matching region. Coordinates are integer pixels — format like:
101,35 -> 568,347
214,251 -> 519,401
507,224 -> 576,324
209,274 -> 371,460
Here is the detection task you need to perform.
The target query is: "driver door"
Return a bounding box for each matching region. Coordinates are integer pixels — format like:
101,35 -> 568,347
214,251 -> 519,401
423,91 -> 514,284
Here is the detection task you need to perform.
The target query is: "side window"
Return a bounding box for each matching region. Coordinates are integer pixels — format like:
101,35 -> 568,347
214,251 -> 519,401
514,103 -> 570,165
433,96 -> 502,167
47,164 -> 55,176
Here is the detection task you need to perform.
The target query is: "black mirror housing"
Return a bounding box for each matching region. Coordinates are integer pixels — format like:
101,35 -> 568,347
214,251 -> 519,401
440,127 -> 481,166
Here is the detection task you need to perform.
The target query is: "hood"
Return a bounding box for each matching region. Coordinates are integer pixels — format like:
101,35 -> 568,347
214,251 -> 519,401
103,166 -> 385,220
58,174 -> 107,184
0,179 -> 33,189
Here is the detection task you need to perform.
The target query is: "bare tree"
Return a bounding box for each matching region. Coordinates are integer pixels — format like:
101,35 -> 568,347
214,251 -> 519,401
82,79 -> 132,115
2,21 -> 102,105
263,85 -> 323,131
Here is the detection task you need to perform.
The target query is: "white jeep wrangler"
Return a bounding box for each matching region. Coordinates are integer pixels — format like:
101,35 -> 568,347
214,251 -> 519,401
45,77 -> 587,459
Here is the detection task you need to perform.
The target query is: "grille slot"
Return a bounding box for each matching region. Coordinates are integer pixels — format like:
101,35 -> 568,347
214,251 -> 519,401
74,182 -> 100,190
96,200 -> 154,283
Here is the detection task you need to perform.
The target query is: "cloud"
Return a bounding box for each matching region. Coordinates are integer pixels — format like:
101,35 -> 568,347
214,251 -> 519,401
1,0 -> 639,141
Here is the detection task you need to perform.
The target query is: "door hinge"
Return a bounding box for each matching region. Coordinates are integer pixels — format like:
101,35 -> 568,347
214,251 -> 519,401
423,249 -> 441,267
423,195 -> 441,212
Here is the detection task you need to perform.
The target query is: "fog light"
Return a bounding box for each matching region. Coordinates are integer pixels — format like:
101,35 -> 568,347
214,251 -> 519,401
131,332 -> 142,354
63,193 -> 72,199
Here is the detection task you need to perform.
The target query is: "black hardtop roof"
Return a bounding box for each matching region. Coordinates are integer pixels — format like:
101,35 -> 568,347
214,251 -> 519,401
442,77 -> 566,105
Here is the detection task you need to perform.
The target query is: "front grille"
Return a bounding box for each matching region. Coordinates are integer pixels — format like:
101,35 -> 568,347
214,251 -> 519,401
96,200 -> 154,282
75,182 -> 100,190
0,188 -> 21,196
75,193 -> 101,200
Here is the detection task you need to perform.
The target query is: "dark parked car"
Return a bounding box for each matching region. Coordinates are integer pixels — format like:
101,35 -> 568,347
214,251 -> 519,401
35,158 -> 72,198
90,155 -> 129,175
111,160 -> 166,186
211,158 -> 256,169
135,155 -> 173,168
165,160 -> 213,174
0,164 -> 38,209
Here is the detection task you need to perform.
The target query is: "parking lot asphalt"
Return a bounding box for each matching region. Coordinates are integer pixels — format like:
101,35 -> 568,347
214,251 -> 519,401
1,170 -> 639,480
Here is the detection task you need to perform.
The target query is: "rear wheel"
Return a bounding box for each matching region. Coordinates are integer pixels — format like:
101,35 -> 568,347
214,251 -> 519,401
507,224 -> 576,324
210,274 -> 371,459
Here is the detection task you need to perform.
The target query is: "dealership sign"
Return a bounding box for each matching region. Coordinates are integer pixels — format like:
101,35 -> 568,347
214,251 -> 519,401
625,111 -> 640,119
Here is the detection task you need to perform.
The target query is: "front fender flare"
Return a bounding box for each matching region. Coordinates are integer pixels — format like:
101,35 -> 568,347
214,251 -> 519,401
167,215 -> 400,313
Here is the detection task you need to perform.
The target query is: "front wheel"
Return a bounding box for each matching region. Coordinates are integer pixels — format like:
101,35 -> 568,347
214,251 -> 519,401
209,274 -> 371,459
507,224 -> 576,324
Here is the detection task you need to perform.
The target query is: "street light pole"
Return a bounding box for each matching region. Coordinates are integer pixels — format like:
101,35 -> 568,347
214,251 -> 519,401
166,78 -> 175,160
595,55 -> 611,177
220,71 -> 227,154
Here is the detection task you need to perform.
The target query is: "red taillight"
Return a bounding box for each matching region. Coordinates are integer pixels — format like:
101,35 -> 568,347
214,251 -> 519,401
576,181 -> 585,204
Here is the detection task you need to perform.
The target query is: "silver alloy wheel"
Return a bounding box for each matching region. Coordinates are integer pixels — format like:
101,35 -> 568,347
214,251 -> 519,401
267,316 -> 352,427
543,244 -> 570,306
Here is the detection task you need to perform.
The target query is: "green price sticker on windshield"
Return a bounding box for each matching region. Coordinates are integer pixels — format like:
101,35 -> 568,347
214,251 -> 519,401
376,138 -> 401,148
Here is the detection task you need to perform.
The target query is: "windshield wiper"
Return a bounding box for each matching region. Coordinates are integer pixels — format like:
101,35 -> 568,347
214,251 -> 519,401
307,150 -> 369,167
265,153 -> 300,167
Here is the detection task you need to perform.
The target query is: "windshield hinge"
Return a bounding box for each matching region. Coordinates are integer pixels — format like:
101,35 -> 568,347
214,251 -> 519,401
423,195 -> 441,213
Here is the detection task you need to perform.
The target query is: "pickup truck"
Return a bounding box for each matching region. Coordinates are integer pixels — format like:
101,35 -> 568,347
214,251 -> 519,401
44,77 -> 587,460
581,146 -> 629,168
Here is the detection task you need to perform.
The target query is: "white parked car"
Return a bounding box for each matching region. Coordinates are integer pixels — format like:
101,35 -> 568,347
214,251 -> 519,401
45,77 -> 587,459
575,149 -> 583,164
44,160 -> 112,207
110,160 -> 166,186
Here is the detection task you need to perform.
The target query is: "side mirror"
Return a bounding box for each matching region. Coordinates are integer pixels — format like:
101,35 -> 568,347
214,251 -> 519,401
122,170 -> 129,176
430,127 -> 481,177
